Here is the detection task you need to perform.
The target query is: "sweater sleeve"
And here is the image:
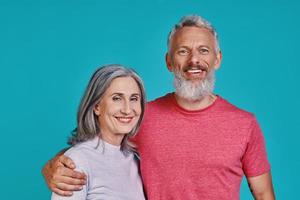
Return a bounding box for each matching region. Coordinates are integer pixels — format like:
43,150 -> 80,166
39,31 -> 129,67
51,148 -> 89,200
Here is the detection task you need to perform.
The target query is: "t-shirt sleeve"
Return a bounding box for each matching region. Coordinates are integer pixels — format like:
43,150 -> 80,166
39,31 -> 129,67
242,117 -> 271,177
51,149 -> 89,200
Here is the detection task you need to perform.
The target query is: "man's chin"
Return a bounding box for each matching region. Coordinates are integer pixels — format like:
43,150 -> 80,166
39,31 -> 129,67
183,78 -> 206,87
174,67 -> 215,100
190,78 -> 206,85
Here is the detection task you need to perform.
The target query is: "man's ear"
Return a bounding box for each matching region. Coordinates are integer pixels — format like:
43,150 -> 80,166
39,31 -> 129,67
94,103 -> 101,116
214,50 -> 222,70
165,52 -> 173,72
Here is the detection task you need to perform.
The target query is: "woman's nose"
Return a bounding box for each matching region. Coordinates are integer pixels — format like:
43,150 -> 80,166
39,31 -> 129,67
120,101 -> 131,114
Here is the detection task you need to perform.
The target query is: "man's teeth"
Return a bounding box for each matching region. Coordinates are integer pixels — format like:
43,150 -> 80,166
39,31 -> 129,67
187,69 -> 202,73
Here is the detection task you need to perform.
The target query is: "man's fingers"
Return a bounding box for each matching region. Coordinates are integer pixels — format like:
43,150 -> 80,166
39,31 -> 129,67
54,174 -> 86,186
52,188 -> 73,196
59,155 -> 76,169
56,182 -> 83,191
69,170 -> 86,179
56,166 -> 86,180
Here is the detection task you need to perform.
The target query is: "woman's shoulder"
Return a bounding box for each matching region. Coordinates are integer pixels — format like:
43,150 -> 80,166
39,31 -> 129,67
64,138 -> 101,172
67,136 -> 101,153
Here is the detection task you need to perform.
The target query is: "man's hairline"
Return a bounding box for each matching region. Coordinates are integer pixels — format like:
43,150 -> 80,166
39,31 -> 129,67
167,26 -> 220,55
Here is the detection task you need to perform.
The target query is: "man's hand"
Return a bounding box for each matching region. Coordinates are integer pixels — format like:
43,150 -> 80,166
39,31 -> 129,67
247,171 -> 275,200
42,152 -> 87,196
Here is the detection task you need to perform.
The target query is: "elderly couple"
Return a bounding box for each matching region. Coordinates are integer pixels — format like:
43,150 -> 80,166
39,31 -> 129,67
43,15 -> 275,200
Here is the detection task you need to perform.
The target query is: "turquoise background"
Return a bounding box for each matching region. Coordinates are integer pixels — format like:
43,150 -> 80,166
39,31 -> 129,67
0,0 -> 299,199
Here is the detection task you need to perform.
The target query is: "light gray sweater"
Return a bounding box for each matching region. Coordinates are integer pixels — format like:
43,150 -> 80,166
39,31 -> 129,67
51,137 -> 145,200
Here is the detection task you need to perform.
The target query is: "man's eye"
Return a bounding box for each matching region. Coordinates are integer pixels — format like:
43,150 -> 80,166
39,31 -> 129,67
177,49 -> 189,55
199,48 -> 209,54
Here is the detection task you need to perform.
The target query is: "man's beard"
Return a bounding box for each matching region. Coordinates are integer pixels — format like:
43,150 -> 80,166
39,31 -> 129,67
173,68 -> 215,101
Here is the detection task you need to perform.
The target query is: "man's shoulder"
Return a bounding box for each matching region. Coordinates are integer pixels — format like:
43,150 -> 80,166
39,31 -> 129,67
146,93 -> 173,109
217,96 -> 256,120
147,93 -> 171,104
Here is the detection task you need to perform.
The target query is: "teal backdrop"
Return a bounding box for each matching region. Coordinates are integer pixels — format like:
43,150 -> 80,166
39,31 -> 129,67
0,0 -> 299,199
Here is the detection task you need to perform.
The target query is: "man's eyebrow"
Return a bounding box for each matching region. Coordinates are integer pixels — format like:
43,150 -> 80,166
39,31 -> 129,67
198,45 -> 211,49
176,45 -> 189,49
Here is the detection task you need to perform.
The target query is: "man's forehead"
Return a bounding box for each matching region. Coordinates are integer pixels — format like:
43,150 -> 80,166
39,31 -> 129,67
174,26 -> 214,39
171,26 -> 216,47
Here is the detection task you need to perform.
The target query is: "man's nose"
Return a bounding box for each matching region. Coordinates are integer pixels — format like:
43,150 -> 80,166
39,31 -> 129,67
189,51 -> 201,65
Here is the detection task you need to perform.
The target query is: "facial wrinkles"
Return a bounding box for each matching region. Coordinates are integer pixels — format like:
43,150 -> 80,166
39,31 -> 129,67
174,27 -> 216,49
170,33 -> 216,72
183,60 -> 209,73
97,77 -> 141,134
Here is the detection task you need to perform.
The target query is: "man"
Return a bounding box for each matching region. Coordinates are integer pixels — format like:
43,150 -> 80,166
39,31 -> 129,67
43,15 -> 275,199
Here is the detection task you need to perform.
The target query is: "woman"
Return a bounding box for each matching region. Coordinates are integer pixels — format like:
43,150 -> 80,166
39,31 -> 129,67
51,64 -> 146,200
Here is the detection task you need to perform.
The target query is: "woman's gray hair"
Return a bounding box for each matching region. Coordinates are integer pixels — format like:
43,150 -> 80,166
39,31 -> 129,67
167,15 -> 220,53
68,64 -> 146,152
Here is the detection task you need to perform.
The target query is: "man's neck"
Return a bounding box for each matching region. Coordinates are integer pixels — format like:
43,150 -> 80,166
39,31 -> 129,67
174,93 -> 217,111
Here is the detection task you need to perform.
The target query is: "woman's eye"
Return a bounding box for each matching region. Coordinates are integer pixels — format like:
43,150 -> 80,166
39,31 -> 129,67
112,96 -> 121,101
130,96 -> 139,102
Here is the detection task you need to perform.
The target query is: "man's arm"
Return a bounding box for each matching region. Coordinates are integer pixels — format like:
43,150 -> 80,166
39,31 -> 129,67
247,171 -> 275,200
42,149 -> 87,196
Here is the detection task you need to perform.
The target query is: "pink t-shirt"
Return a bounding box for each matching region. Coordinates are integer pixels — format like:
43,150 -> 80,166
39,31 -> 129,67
134,93 -> 270,200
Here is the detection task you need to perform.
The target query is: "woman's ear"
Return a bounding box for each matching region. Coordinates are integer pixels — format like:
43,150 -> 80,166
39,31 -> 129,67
94,103 -> 101,116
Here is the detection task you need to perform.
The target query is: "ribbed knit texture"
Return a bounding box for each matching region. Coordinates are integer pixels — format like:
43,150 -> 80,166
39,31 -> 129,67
51,137 -> 145,200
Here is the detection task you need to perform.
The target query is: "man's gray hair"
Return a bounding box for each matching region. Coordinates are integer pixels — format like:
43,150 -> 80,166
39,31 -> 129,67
68,64 -> 146,152
167,15 -> 220,53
